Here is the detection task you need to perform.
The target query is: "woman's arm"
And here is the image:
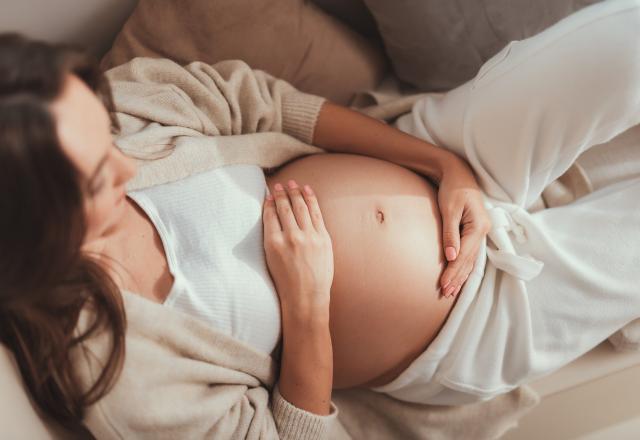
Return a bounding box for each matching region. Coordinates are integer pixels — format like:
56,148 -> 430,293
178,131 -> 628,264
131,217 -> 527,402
277,303 -> 333,415
106,58 -> 326,146
262,179 -> 338,435
311,100 -> 491,297
311,100 -> 454,184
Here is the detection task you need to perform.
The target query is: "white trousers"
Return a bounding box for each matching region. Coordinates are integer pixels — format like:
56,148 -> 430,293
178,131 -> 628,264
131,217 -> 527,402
370,0 -> 640,405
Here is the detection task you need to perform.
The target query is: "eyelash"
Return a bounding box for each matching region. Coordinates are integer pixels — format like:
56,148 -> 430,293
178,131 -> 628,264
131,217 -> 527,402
90,180 -> 105,195
89,143 -> 117,196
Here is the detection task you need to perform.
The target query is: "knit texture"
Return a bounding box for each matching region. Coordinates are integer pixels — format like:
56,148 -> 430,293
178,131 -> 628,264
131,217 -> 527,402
282,92 -> 327,144
104,57 -> 329,192
272,384 -> 334,439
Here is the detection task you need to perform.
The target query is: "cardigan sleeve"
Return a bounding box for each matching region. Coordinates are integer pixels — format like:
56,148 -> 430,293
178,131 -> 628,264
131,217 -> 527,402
74,321 -> 340,439
81,376 -> 340,440
104,57 -> 327,145
271,382 -> 339,439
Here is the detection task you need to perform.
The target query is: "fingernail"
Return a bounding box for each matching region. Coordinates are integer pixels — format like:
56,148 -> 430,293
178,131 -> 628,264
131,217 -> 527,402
274,183 -> 284,191
287,179 -> 298,189
266,193 -> 273,200
304,184 -> 313,196
445,246 -> 457,261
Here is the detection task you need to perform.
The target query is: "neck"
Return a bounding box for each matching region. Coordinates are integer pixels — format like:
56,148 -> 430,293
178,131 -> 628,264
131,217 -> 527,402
82,199 -> 133,259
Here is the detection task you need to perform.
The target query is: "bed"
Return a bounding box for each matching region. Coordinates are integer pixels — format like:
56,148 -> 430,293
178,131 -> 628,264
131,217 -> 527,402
1,0 -> 639,438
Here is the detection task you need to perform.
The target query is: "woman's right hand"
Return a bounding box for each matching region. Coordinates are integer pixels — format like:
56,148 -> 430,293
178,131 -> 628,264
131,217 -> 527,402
262,179 -> 335,313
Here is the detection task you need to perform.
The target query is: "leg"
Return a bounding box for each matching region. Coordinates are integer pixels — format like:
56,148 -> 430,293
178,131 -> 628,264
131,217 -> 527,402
438,177 -> 640,401
517,177 -> 640,378
394,0 -> 640,209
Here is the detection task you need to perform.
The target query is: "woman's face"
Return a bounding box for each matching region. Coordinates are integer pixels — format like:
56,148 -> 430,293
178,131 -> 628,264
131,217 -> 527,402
50,74 -> 136,245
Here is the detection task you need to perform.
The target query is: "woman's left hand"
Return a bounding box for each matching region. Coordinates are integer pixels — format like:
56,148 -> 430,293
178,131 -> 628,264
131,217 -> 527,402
436,157 -> 491,298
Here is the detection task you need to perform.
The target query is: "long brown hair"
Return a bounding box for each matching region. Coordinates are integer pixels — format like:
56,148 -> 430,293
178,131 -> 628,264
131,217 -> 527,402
0,32 -> 126,435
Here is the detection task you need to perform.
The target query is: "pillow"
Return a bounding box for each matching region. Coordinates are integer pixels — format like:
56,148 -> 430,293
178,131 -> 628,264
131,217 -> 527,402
100,0 -> 388,106
310,0 -> 381,41
361,0 -> 603,91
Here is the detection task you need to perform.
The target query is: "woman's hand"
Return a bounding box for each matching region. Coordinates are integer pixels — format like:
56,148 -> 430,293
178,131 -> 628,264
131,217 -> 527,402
263,179 -> 335,314
437,157 -> 492,298
264,179 -> 334,416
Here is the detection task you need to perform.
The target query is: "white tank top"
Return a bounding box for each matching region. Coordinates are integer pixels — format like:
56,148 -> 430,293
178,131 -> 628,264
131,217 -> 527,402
126,164 -> 282,356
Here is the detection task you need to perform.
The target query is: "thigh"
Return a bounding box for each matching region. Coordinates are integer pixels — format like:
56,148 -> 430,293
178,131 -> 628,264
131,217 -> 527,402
395,0 -> 640,209
524,177 -> 640,364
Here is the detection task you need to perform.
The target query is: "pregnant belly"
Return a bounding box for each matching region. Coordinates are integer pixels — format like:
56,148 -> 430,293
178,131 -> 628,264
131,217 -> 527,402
265,153 -> 459,389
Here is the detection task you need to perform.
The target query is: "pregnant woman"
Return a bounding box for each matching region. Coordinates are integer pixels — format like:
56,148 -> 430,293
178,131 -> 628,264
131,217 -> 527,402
1,0 -> 639,437
0,32 -> 488,437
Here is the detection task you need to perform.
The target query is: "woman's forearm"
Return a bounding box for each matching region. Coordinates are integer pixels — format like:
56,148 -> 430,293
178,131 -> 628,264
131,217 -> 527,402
311,100 -> 490,297
277,302 -> 333,416
312,100 -> 460,184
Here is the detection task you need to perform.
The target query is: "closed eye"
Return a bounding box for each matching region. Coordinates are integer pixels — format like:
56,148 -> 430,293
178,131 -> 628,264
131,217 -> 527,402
90,179 -> 105,196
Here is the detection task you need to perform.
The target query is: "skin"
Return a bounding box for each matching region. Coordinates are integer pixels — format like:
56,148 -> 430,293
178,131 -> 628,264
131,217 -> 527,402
264,154 -> 452,388
50,74 -> 137,253
51,74 -> 176,301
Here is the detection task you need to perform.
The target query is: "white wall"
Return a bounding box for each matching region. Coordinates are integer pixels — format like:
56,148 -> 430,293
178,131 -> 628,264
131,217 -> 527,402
0,0 -> 138,57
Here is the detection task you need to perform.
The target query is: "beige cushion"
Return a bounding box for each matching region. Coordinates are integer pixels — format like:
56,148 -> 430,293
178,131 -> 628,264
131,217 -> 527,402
100,0 -> 388,106
310,0 -> 380,41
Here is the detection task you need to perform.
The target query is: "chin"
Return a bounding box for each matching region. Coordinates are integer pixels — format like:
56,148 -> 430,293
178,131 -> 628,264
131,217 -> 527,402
101,201 -> 126,236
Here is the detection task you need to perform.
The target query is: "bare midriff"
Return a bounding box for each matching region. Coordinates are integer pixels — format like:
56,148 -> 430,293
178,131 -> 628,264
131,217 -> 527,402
265,153 -> 459,389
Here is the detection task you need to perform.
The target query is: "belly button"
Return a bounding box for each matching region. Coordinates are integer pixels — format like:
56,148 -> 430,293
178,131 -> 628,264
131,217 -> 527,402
376,210 -> 385,223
